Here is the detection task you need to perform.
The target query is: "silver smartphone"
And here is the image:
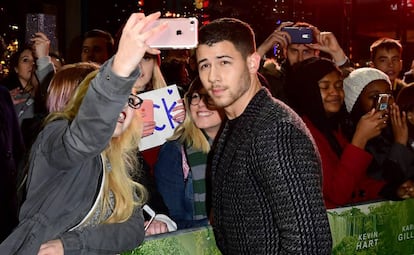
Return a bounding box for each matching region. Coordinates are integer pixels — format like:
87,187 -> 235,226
145,17 -> 198,49
375,93 -> 392,111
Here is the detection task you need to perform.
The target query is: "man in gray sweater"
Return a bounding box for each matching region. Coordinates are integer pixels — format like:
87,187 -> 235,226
196,18 -> 332,254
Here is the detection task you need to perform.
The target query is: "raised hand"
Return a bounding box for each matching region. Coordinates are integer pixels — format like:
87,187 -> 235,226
113,12 -> 167,77
31,32 -> 51,59
308,29 -> 347,64
256,21 -> 294,58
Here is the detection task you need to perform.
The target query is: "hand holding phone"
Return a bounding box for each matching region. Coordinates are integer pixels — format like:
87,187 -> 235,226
375,93 -> 392,112
281,27 -> 313,44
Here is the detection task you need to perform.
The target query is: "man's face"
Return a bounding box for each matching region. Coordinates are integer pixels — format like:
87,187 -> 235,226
371,48 -> 402,83
286,44 -> 318,66
196,40 -> 252,117
81,37 -> 110,64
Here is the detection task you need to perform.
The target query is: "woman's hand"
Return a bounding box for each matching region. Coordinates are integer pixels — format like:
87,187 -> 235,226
390,103 -> 408,146
256,21 -> 294,58
172,98 -> 186,123
308,30 -> 347,64
142,120 -> 156,137
144,220 -> 168,236
38,239 -> 64,255
352,109 -> 388,149
9,87 -> 28,105
113,12 -> 167,77
31,32 -> 50,59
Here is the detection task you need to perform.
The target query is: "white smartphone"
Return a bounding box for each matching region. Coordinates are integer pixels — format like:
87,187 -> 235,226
145,17 -> 198,49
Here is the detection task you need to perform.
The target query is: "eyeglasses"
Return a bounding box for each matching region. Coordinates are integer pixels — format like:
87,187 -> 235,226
128,93 -> 143,109
188,92 -> 215,106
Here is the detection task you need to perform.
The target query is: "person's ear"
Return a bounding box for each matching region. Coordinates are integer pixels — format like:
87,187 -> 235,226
247,52 -> 261,73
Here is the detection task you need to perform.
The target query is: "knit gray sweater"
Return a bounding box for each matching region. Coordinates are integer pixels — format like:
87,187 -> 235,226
211,88 -> 332,254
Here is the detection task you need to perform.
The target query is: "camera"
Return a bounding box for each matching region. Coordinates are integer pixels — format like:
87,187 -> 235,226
281,27 -> 313,44
375,93 -> 392,111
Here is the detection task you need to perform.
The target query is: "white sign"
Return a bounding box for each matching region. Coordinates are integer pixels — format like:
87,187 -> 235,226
138,85 -> 182,151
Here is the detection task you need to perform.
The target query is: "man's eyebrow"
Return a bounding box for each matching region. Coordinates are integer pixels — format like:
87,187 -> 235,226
197,58 -> 207,65
217,55 -> 232,59
197,55 -> 233,65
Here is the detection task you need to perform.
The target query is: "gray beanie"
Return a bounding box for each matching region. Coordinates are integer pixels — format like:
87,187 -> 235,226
343,67 -> 391,112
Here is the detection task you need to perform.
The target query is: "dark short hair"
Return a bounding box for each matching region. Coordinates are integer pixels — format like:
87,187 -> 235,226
83,29 -> 114,56
198,18 -> 256,59
370,37 -> 402,61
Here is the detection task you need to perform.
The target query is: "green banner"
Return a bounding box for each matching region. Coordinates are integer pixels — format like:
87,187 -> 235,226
122,226 -> 222,255
328,199 -> 414,254
123,199 -> 414,254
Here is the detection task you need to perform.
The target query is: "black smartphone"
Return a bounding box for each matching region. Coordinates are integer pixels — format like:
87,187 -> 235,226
281,27 -> 313,44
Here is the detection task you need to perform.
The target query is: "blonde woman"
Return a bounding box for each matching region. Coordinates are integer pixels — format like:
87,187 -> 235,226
133,53 -> 167,92
0,12 -> 166,254
154,77 -> 225,229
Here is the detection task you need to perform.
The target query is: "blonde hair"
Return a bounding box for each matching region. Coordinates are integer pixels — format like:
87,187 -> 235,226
47,62 -> 100,112
139,55 -> 167,92
151,64 -> 167,90
167,77 -> 213,153
46,70 -> 147,224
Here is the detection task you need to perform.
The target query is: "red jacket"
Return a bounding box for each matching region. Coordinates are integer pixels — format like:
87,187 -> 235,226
303,116 -> 385,209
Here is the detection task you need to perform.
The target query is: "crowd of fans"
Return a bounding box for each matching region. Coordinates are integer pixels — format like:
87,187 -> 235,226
0,10 -> 413,254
